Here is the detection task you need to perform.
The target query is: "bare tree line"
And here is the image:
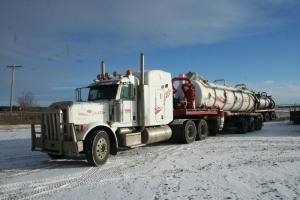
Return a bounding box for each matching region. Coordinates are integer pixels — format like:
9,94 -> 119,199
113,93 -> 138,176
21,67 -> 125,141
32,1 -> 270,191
16,91 -> 38,111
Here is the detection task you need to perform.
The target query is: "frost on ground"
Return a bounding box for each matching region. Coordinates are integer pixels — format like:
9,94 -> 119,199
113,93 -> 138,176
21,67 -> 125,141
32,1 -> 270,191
0,121 -> 299,200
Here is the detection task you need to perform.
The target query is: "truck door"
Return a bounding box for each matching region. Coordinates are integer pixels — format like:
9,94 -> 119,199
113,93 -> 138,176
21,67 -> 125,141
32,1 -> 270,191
119,84 -> 137,125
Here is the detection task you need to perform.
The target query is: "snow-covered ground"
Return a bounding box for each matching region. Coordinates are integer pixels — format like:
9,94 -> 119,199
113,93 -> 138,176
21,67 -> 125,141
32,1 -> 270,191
0,121 -> 299,200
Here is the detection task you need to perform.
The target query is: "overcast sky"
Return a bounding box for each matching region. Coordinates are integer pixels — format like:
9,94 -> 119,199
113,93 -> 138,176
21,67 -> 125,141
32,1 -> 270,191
1,0 -> 300,107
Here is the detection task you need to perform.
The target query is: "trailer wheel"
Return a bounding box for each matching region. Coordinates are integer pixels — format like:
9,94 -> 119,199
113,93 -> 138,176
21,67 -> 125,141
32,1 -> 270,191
237,117 -> 248,134
86,130 -> 110,166
47,153 -> 67,159
270,112 -> 276,120
183,120 -> 197,144
197,120 -> 208,140
264,113 -> 270,121
256,117 -> 263,130
248,117 -> 255,132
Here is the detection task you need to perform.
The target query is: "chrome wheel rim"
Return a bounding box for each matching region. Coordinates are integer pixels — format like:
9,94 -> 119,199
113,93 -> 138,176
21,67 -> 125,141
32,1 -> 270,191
96,138 -> 107,160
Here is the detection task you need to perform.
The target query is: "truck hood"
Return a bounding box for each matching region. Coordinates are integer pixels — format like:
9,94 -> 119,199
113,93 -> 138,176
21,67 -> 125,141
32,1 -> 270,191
50,101 -> 110,124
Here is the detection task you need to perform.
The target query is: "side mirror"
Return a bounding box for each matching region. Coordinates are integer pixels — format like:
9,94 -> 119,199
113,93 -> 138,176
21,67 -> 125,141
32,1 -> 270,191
75,87 -> 89,102
76,88 -> 82,102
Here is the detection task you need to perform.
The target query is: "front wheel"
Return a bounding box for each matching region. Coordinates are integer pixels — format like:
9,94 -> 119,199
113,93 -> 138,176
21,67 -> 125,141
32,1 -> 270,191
86,130 -> 110,166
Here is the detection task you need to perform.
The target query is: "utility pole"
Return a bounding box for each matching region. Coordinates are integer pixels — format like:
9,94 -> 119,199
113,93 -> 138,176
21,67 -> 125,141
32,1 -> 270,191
7,65 -> 23,114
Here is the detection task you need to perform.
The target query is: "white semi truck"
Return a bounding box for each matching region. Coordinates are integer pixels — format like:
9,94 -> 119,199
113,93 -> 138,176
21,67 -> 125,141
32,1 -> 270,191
32,53 -> 263,166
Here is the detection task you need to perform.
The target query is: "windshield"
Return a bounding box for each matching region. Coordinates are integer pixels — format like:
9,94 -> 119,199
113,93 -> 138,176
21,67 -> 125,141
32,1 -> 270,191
88,84 -> 118,101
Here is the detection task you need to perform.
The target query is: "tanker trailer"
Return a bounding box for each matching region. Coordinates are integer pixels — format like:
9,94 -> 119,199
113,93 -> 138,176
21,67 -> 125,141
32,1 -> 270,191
174,72 -> 263,133
255,92 -> 276,121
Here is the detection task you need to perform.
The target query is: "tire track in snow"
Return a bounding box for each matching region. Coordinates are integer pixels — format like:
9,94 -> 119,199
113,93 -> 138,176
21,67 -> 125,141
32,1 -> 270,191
0,155 -> 46,163
0,144 -> 180,200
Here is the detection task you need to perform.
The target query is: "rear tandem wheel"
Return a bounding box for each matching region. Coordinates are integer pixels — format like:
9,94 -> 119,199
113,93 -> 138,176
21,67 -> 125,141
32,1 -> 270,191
183,120 -> 197,144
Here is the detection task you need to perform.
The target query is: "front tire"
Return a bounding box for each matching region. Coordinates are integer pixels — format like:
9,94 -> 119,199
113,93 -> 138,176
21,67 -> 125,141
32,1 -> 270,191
86,130 -> 110,166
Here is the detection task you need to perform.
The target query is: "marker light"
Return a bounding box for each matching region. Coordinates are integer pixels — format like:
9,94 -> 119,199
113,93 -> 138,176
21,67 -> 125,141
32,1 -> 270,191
80,125 -> 86,131
126,70 -> 132,75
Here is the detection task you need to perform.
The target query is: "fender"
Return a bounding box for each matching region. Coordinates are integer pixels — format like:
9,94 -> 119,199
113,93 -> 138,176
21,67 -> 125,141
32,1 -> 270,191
77,122 -> 118,155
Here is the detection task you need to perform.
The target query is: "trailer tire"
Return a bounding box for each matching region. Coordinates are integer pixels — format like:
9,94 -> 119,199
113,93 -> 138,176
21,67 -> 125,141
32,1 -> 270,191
264,113 -> 270,121
270,112 -> 276,120
197,119 -> 208,140
183,120 -> 197,144
86,130 -> 110,166
237,117 -> 248,134
248,117 -> 255,132
47,153 -> 67,159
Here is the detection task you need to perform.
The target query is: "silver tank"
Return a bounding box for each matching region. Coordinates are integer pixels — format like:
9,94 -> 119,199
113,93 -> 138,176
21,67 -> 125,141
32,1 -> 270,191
175,72 -> 258,112
257,92 -> 275,109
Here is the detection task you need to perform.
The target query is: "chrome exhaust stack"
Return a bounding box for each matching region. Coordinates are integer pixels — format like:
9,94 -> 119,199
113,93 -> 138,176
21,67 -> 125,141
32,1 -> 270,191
101,61 -> 105,78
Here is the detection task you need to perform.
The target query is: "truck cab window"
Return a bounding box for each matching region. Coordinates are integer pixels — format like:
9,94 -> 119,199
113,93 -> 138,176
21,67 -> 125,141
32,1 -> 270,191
120,85 -> 130,100
88,85 -> 118,101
